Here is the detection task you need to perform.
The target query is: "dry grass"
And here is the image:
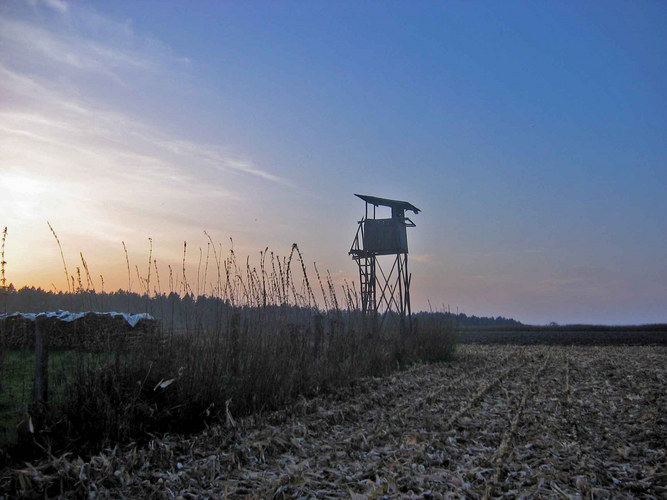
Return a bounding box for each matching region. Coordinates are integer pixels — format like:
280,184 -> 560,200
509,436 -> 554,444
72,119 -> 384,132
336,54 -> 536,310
0,231 -> 458,466
2,344 -> 664,499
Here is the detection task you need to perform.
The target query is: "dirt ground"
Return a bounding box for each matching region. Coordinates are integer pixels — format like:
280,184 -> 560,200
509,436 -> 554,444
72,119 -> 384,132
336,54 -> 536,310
6,344 -> 666,499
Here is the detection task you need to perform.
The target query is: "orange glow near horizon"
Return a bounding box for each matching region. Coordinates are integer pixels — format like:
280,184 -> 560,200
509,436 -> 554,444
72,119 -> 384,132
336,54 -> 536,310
1,1 -> 665,325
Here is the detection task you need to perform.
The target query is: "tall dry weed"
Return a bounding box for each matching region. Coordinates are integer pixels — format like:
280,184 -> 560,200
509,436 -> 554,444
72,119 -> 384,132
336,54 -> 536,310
2,234 -> 458,462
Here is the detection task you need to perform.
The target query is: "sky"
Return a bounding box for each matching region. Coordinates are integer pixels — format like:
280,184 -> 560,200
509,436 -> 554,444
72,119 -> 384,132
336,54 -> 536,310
1,0 -> 665,325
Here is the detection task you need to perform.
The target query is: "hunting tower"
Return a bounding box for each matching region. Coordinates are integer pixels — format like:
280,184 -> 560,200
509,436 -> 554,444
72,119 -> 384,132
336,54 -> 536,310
349,194 -> 420,329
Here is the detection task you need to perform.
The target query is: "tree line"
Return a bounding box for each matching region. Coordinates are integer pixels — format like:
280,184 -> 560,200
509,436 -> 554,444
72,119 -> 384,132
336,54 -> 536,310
1,285 -> 521,328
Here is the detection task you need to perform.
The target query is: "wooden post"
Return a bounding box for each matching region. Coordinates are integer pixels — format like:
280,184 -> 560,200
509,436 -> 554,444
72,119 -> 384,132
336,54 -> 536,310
34,319 -> 48,404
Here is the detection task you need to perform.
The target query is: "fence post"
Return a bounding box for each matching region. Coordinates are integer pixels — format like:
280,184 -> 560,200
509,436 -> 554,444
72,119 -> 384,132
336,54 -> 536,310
34,319 -> 48,404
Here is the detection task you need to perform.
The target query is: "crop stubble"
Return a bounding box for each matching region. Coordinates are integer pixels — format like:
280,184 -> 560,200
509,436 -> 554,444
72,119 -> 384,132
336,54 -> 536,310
6,345 -> 666,499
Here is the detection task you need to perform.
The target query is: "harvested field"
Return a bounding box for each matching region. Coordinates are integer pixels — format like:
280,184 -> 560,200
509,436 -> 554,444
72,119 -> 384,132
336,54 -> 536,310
459,325 -> 667,346
4,344 -> 666,499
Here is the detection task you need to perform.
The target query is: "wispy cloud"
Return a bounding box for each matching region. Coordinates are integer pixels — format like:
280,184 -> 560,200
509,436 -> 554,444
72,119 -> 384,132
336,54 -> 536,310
0,15 -> 165,89
0,0 -> 291,288
42,0 -> 68,14
155,140 -> 293,185
0,1 -> 289,193
0,7 -> 288,185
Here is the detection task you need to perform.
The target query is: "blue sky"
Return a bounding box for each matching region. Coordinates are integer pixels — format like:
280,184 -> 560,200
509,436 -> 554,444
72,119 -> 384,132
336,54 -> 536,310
1,0 -> 665,324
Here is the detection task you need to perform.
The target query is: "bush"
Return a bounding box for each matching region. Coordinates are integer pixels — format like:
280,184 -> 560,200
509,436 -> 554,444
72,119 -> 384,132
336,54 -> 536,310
411,315 -> 459,363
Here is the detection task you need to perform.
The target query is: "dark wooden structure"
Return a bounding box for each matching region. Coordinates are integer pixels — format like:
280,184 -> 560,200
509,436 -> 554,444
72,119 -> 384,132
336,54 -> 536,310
349,194 -> 420,330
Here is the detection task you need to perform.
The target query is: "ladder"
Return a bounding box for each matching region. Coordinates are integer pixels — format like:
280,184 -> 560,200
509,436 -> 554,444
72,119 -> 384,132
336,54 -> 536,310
358,255 -> 376,313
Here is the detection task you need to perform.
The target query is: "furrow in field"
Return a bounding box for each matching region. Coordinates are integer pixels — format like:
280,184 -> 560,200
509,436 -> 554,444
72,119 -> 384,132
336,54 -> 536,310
487,346 -> 667,499
416,348 -> 547,494
234,346 -> 530,497
482,347 -> 552,499
561,346 -> 667,497
368,347 -> 546,495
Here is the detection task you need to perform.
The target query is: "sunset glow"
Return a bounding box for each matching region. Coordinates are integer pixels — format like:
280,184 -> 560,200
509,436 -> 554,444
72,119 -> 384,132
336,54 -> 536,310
1,0 -> 665,324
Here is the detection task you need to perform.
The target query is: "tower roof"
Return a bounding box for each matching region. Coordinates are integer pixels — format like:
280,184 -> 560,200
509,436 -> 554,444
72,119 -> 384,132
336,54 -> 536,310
354,194 -> 420,214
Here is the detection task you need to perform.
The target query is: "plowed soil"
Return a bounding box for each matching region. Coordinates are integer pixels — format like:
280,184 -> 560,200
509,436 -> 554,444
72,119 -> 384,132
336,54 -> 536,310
6,345 -> 666,499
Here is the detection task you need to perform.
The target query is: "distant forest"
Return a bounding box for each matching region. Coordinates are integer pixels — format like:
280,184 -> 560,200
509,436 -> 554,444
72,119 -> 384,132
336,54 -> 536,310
413,311 -> 521,327
0,285 -> 522,328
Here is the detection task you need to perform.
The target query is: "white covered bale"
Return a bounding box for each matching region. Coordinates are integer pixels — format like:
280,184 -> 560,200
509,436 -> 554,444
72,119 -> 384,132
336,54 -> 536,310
0,311 -> 158,350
